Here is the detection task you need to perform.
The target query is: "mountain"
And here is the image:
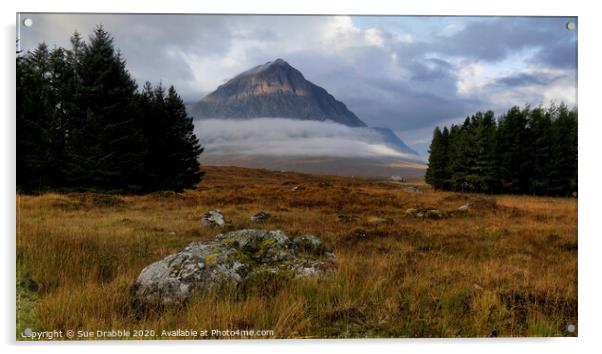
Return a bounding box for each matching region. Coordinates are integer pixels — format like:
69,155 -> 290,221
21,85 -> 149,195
190,59 -> 420,159
190,59 -> 366,127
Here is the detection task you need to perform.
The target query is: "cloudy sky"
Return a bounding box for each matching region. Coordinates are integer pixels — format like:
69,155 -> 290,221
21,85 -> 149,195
19,14 -> 577,156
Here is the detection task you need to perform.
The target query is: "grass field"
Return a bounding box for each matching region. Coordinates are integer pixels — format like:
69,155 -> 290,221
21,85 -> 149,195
16,166 -> 577,339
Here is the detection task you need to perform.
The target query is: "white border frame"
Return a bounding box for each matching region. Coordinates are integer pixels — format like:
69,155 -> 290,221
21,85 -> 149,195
2,1 -> 599,353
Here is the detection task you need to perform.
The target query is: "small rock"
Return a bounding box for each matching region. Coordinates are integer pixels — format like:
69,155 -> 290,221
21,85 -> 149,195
291,185 -> 301,192
404,208 -> 419,217
402,186 -> 421,193
458,202 -> 470,211
318,181 -> 332,187
351,228 -> 368,239
425,209 -> 443,219
201,210 -> 225,227
250,211 -> 271,222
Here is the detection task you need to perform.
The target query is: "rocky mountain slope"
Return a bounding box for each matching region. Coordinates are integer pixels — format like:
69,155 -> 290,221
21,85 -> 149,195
190,59 -> 365,127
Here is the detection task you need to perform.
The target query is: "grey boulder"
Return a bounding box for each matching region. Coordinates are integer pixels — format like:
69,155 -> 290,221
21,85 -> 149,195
131,229 -> 336,306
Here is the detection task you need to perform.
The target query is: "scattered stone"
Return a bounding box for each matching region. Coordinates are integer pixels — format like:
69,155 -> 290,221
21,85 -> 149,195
404,208 -> 419,217
425,209 -> 443,219
250,211 -> 271,222
351,228 -> 368,239
337,214 -> 359,223
201,210 -> 225,227
402,186 -> 422,193
405,208 -> 444,219
131,229 -> 336,306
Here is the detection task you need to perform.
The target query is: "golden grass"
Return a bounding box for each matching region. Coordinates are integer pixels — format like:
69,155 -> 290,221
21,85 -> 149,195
16,166 -> 577,339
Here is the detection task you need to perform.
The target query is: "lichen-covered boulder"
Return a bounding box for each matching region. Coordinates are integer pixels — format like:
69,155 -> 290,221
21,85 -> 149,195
131,229 -> 336,306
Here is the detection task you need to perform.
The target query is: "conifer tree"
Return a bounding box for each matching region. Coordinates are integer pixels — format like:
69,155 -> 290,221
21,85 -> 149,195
72,26 -> 146,191
527,106 -> 553,194
425,126 -> 449,190
548,104 -> 578,196
16,43 -> 56,190
496,106 -> 530,193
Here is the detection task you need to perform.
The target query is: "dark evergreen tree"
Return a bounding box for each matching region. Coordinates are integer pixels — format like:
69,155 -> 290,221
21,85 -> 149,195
425,126 -> 449,190
16,43 -> 56,191
496,106 -> 531,193
527,106 -> 553,194
548,104 -> 578,196
466,111 -> 498,193
448,118 -> 473,191
162,85 -> 204,191
70,26 -> 146,192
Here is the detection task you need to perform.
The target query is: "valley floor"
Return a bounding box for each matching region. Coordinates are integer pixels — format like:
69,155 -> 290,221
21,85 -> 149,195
16,166 -> 577,339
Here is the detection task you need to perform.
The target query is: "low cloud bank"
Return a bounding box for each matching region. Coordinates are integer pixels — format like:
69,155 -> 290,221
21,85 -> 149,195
194,118 -> 417,159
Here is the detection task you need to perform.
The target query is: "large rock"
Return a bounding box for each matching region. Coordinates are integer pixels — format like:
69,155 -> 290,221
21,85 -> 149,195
131,229 -> 335,306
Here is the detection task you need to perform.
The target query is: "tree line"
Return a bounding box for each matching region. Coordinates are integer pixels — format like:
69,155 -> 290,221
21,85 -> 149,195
425,104 -> 577,196
17,26 -> 204,193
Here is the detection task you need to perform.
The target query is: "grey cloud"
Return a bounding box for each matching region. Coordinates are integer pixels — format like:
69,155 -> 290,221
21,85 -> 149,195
437,17 -> 575,64
533,38 -> 578,69
494,72 -> 563,87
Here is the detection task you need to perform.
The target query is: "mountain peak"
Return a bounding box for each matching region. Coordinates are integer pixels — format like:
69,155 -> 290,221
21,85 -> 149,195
191,60 -> 366,127
239,58 -> 293,77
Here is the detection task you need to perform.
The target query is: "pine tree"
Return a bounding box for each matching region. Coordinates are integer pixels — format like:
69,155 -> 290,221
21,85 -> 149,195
425,126 -> 449,190
16,43 -> 56,191
448,118 -> 473,191
71,26 -> 146,191
527,106 -> 553,194
548,104 -> 578,196
496,106 -> 531,193
163,85 -> 204,191
466,111 -> 498,192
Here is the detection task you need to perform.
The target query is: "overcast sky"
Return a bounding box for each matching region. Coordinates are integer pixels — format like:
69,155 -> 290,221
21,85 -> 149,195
19,14 -> 577,156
